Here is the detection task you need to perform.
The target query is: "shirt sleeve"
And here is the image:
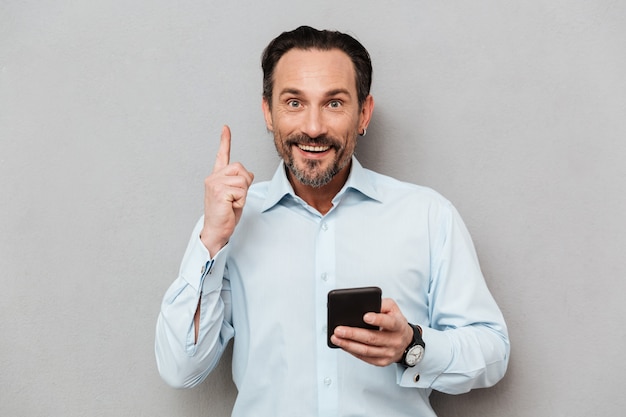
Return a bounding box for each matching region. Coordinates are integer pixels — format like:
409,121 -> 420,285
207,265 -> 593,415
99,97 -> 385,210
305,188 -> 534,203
154,217 -> 235,388
396,201 -> 510,394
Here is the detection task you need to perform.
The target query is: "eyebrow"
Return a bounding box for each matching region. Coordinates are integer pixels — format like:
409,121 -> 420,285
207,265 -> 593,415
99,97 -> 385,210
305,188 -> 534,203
278,88 -> 352,98
324,88 -> 351,97
278,88 -> 303,97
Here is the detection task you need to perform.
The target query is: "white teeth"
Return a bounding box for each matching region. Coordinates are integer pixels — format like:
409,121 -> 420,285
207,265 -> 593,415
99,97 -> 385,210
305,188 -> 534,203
298,144 -> 330,152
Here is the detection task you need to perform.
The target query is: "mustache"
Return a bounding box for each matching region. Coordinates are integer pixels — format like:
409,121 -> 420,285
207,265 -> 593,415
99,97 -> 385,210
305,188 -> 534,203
284,134 -> 341,148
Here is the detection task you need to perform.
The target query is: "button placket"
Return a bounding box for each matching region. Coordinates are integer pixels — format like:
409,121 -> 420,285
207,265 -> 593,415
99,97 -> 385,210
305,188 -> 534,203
314,215 -> 338,413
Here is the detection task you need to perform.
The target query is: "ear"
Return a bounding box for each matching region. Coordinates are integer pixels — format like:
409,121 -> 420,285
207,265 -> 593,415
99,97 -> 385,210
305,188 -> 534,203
262,98 -> 274,132
359,94 -> 375,133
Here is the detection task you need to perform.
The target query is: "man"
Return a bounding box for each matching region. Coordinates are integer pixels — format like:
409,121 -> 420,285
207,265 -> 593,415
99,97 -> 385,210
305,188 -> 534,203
155,26 -> 509,416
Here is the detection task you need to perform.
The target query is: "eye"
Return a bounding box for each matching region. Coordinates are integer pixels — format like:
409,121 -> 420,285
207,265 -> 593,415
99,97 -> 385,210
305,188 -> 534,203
328,100 -> 342,109
287,100 -> 301,108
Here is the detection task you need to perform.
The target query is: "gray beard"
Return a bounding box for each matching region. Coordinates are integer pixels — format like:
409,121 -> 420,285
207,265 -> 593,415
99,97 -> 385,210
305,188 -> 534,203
285,156 -> 349,188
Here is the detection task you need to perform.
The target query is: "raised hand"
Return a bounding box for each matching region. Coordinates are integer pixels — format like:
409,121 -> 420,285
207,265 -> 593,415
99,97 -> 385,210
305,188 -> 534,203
200,125 -> 254,257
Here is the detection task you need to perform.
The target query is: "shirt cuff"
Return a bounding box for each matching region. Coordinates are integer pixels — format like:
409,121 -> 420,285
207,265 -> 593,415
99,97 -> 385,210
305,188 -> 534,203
201,243 -> 229,295
396,326 -> 452,388
179,234 -> 229,295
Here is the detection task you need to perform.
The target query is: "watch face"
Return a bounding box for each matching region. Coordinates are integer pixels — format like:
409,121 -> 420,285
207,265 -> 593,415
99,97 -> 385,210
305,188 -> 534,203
405,345 -> 425,366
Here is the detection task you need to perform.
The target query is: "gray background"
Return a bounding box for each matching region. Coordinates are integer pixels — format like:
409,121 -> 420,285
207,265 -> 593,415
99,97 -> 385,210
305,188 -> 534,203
2,1 -> 625,416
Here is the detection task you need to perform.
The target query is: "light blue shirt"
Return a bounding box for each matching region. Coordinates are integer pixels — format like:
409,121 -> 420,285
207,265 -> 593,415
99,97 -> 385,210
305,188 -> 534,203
155,158 -> 509,417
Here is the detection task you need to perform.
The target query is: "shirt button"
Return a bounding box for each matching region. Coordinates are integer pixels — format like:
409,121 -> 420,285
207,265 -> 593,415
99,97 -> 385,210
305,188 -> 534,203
321,272 -> 328,281
321,222 -> 328,231
200,265 -> 206,275
324,377 -> 332,386
413,373 -> 420,383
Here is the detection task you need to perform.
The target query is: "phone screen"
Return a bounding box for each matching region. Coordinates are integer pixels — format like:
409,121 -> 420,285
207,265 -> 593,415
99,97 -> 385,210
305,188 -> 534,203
327,286 -> 382,348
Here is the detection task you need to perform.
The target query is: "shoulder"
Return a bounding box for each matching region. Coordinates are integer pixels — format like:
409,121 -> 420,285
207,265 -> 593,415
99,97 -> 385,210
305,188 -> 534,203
364,168 -> 452,209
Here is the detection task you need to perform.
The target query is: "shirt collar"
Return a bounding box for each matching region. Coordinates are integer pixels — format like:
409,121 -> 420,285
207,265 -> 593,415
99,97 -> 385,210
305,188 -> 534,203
261,157 -> 382,212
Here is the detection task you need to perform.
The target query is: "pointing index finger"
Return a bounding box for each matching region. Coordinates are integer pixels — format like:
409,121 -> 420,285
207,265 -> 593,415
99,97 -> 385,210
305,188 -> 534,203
213,125 -> 231,173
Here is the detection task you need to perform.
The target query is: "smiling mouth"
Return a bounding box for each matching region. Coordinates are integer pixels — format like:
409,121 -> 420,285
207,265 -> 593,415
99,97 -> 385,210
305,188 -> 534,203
297,144 -> 331,153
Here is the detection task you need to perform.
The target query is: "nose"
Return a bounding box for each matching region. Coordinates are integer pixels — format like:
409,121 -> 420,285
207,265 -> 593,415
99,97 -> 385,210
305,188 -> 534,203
301,107 -> 328,139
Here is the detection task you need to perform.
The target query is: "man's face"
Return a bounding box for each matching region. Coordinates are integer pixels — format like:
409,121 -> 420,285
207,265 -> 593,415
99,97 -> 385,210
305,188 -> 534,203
262,48 -> 373,188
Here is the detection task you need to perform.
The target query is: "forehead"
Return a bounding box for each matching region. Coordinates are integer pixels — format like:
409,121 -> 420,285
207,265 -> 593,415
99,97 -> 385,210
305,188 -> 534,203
273,48 -> 357,95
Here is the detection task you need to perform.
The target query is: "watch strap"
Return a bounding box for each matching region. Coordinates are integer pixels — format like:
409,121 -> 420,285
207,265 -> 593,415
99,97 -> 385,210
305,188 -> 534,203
398,323 -> 426,366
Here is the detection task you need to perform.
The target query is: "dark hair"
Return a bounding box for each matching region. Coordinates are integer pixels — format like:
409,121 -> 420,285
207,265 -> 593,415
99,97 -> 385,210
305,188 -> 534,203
261,26 -> 372,108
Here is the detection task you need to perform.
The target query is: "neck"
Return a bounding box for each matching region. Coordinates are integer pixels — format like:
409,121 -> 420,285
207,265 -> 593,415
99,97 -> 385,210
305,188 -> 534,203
288,161 -> 351,215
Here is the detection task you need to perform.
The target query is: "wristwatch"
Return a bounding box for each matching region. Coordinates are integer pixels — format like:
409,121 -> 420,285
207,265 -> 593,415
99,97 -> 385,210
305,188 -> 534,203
398,323 -> 426,367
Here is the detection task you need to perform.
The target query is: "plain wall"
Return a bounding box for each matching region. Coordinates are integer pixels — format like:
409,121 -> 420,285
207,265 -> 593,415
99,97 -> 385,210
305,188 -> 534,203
2,1 -> 625,416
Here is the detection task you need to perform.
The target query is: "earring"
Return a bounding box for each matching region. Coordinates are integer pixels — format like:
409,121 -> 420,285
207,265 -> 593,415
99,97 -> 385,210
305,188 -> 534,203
359,128 -> 367,137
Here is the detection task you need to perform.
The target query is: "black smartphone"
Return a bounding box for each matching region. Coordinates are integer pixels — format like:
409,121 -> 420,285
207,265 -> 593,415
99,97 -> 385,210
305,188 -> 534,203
327,286 -> 382,348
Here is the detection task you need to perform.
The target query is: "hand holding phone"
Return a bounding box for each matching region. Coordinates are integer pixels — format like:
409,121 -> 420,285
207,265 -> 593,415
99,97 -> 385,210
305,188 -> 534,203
327,286 -> 382,348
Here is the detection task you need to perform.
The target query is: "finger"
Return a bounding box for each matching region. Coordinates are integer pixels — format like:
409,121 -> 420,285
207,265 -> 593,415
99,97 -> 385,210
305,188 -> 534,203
209,174 -> 252,193
213,125 -> 231,173
333,327 -> 403,365
221,162 -> 255,186
364,298 -> 404,330
380,297 -> 398,313
334,326 -> 378,346
331,331 -> 388,359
